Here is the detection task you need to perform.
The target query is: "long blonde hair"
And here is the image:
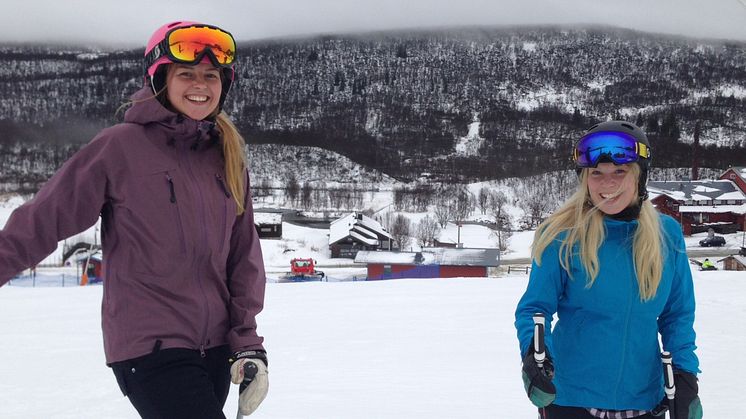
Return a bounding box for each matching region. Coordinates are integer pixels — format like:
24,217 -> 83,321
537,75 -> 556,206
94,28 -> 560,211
531,164 -> 663,300
215,112 -> 248,215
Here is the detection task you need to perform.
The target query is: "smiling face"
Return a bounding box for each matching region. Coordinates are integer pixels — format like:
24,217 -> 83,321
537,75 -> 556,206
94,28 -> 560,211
586,163 -> 638,215
165,63 -> 222,120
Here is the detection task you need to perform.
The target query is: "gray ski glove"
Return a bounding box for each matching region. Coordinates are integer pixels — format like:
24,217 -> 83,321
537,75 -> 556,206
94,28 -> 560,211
230,350 -> 269,416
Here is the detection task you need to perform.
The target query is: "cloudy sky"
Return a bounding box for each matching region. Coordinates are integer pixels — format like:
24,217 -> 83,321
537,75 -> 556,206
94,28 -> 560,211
2,0 -> 746,47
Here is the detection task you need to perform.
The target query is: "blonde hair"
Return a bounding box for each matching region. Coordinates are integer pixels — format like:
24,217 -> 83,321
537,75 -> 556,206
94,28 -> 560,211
531,164 -> 663,300
214,112 -> 248,215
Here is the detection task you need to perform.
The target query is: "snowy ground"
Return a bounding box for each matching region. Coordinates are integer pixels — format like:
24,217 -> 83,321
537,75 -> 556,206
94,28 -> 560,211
2,196 -> 744,417
0,270 -> 743,418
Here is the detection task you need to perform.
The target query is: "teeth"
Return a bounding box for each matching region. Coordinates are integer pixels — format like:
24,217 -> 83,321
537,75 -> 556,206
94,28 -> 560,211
186,95 -> 208,102
601,192 -> 620,199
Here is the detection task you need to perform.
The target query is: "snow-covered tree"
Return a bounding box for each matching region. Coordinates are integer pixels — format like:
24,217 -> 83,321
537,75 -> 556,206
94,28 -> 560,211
415,215 -> 440,248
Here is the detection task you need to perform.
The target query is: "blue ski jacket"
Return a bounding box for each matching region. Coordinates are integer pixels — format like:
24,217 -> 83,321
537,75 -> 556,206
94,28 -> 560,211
515,215 -> 699,411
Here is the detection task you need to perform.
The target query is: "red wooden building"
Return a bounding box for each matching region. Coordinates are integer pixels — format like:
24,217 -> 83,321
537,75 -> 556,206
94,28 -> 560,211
648,179 -> 746,235
354,248 -> 500,280
721,167 -> 746,194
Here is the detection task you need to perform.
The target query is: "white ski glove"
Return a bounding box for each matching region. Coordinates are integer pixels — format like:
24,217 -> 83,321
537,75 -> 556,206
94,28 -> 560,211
230,350 -> 269,416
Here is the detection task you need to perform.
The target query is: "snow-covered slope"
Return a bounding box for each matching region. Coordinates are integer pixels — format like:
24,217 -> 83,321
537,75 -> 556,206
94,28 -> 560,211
0,270 -> 740,418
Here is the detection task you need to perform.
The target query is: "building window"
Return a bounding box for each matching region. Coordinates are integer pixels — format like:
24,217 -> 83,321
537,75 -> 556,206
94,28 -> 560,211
727,200 -> 736,205
714,200 -> 722,205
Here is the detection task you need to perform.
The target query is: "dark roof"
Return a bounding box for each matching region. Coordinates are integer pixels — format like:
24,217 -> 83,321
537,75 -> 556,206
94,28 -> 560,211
648,180 -> 743,201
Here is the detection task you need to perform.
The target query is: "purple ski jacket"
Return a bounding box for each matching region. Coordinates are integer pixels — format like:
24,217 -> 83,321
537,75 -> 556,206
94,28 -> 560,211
0,87 -> 266,363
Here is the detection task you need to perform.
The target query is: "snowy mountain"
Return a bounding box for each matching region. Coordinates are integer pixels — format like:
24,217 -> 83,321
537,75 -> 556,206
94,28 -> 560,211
1,24 -> 745,193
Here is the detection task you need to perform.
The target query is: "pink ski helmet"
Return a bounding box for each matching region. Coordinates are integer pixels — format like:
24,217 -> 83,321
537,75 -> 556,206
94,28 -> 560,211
144,21 -> 237,111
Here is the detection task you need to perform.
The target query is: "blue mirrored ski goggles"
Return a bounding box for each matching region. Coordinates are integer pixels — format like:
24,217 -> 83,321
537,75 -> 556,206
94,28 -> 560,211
573,131 -> 650,168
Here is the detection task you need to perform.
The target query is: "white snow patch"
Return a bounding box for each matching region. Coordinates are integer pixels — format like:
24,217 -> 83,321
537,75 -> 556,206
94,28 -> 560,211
454,117 -> 484,157
718,84 -> 746,99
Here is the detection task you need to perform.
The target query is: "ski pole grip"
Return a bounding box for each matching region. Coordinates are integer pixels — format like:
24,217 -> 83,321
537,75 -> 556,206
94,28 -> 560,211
662,351 -> 676,400
533,313 -> 546,366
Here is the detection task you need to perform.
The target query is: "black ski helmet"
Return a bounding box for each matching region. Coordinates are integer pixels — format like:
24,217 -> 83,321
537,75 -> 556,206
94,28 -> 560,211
576,120 -> 652,201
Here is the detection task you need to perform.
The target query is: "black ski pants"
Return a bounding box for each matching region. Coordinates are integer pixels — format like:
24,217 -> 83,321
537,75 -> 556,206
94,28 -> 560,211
111,342 -> 231,419
541,405 -> 658,418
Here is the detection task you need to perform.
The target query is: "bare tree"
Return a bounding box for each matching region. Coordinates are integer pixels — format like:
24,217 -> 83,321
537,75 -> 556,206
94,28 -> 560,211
415,215 -> 440,248
301,181 -> 313,210
451,186 -> 474,223
390,214 -> 412,250
285,173 -> 299,205
491,212 -> 513,251
312,185 -> 327,210
477,186 -> 491,215
433,193 -> 452,228
488,190 -> 508,225
393,186 -> 406,211
520,192 -> 552,229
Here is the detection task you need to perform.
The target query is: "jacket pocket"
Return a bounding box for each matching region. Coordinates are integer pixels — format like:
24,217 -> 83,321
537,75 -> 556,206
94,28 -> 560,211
128,169 -> 187,278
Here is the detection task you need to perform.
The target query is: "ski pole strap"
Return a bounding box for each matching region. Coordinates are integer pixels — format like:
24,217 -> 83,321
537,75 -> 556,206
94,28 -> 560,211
230,350 -> 268,366
533,313 -> 546,367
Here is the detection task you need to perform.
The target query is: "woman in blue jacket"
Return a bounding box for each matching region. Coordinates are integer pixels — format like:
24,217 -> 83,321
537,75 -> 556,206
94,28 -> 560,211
515,121 -> 702,419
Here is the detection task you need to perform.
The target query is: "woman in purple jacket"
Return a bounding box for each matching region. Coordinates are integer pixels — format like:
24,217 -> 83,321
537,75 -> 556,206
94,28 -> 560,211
0,21 -> 268,418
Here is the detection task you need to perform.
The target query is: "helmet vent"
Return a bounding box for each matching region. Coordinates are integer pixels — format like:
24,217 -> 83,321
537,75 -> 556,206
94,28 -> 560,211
620,122 -> 635,131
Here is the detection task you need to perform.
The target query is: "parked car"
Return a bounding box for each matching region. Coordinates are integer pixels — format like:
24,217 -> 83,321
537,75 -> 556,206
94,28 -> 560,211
699,236 -> 726,247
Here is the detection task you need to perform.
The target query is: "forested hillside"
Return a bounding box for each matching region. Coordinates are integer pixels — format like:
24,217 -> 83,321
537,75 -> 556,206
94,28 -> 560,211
1,25 -> 745,192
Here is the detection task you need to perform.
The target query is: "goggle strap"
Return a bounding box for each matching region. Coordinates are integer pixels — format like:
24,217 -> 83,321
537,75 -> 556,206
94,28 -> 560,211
638,142 -> 650,159
143,39 -> 170,75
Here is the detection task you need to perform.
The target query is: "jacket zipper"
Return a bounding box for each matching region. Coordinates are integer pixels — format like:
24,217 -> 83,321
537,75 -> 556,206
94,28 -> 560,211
166,173 -> 186,254
166,174 -> 177,203
612,243 -> 635,406
181,144 -> 211,356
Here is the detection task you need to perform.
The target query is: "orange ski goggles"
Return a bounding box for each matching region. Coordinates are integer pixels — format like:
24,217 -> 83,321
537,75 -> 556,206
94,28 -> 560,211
145,24 -> 236,72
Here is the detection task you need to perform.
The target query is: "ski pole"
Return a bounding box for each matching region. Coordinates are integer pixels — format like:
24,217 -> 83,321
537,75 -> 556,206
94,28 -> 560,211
533,313 -> 546,370
662,351 -> 676,419
533,313 -> 548,418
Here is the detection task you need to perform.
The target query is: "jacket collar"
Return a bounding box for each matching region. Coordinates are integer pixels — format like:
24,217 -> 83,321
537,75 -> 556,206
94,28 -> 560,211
603,216 -> 639,238
124,87 -> 220,150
